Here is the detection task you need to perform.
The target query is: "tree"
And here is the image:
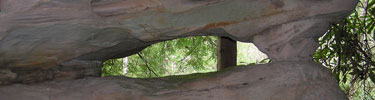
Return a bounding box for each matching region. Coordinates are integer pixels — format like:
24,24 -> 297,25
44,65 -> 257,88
102,59 -> 123,76
122,57 -> 128,75
102,36 -> 218,78
314,0 -> 375,99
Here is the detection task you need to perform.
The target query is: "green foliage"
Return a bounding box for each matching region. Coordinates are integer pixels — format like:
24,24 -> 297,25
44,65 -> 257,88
101,36 -> 270,78
314,0 -> 375,99
102,59 -> 123,76
340,76 -> 375,100
108,36 -> 219,78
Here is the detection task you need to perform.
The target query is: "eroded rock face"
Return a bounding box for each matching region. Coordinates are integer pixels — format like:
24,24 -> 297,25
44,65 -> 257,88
0,62 -> 348,100
0,0 -> 357,99
0,0 -> 358,84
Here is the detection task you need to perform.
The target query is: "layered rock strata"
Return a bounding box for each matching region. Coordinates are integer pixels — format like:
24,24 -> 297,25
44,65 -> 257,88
0,62 -> 348,100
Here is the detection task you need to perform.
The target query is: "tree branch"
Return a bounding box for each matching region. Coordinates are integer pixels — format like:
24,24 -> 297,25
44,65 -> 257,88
137,53 -> 159,77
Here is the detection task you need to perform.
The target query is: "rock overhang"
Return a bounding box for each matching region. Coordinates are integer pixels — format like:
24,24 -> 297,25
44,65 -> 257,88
0,0 -> 358,84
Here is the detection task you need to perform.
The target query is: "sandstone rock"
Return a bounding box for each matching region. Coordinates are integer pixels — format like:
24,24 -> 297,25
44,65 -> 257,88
0,62 -> 348,100
0,0 -> 357,83
0,0 -> 358,99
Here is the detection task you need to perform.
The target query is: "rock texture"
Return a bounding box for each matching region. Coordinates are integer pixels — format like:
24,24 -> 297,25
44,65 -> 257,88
0,62 -> 348,100
0,0 -> 358,83
0,0 -> 358,99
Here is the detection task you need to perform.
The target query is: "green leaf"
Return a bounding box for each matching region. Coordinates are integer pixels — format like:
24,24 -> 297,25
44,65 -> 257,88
369,72 -> 375,84
368,0 -> 375,8
342,75 -> 347,83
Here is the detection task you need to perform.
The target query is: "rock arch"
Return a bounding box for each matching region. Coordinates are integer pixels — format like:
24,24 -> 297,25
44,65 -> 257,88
0,0 -> 358,99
